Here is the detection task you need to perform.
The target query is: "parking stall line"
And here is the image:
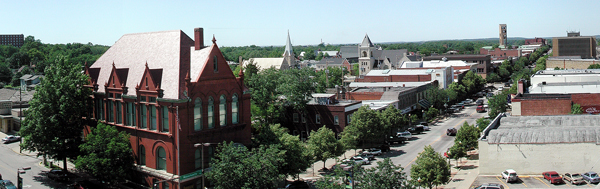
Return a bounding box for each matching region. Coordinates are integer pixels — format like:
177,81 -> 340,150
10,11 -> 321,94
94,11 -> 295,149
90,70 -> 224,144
495,176 -> 509,189
564,181 -> 572,187
534,177 -> 550,187
587,183 -> 592,187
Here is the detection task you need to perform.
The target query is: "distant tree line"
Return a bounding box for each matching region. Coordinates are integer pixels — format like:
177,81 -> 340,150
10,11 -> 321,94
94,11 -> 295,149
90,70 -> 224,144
0,36 -> 109,87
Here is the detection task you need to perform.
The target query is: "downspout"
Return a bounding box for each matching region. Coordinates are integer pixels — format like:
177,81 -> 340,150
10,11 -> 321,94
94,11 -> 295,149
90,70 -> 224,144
177,105 -> 180,189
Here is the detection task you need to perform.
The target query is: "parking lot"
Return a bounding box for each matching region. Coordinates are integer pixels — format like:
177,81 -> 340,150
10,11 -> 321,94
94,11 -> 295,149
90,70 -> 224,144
471,175 -> 599,188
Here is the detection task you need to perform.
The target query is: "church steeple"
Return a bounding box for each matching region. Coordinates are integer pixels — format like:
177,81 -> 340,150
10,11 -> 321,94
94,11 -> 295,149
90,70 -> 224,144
361,34 -> 374,47
283,30 -> 294,57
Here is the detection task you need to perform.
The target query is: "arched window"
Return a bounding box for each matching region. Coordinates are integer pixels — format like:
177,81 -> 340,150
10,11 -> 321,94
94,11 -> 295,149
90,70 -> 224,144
194,98 -> 202,131
208,97 -> 214,129
156,147 -> 166,170
219,95 -> 226,126
139,145 -> 146,166
231,94 -> 239,124
195,149 -> 201,169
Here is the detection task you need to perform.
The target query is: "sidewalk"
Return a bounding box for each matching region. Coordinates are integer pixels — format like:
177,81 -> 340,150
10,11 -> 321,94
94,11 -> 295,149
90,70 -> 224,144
0,131 -> 76,171
298,148 -> 359,181
439,151 -> 479,189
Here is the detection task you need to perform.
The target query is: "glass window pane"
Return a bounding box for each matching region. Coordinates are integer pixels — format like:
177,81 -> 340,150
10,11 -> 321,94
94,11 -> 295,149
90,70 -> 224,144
116,101 -> 122,124
141,105 -> 147,128
194,98 -> 202,131
219,95 -> 226,126
140,145 -> 146,165
162,106 -> 169,132
151,106 -> 157,130
195,149 -> 201,169
157,147 -> 166,170
232,94 -> 238,124
208,97 -> 214,129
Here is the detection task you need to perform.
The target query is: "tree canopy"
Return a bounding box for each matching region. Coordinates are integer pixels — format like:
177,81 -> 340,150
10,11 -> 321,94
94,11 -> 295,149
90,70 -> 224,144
455,122 -> 480,150
19,56 -> 92,170
410,145 -> 451,189
75,122 -> 135,183
340,106 -> 385,150
307,126 -> 345,170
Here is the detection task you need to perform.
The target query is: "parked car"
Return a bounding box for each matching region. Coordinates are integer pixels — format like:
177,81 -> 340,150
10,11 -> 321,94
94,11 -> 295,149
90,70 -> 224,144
397,131 -> 412,141
542,171 -> 564,184
419,122 -> 428,126
343,156 -> 370,165
408,125 -> 424,134
476,99 -> 484,106
47,169 -> 72,182
285,180 -> 310,189
498,86 -> 504,91
448,107 -> 459,113
423,126 -> 431,131
476,105 -> 485,113
465,99 -> 474,104
385,135 -> 406,144
501,169 -> 519,183
358,153 -> 375,161
0,180 -> 16,189
563,173 -> 586,185
582,171 -> 600,184
456,103 -> 465,109
473,183 -> 504,189
362,148 -> 382,156
446,128 -> 457,136
2,135 -> 20,144
487,92 -> 494,97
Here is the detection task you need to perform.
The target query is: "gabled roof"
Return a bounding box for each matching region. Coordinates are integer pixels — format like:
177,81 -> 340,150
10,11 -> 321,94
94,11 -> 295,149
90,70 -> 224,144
373,50 -> 407,64
361,34 -> 374,47
315,58 -> 347,65
340,46 -> 358,59
91,30 -> 194,99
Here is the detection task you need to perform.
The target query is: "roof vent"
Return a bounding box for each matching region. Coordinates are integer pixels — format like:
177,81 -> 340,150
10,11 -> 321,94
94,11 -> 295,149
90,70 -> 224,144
442,57 -> 448,62
542,81 -> 547,85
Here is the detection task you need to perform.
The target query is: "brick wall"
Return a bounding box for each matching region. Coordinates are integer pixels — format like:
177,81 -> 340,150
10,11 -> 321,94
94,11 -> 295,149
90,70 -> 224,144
520,98 -> 571,116
356,74 -> 431,82
345,91 -> 384,100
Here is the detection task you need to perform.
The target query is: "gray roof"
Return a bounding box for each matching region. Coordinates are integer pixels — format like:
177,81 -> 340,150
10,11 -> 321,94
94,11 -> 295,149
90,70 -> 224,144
487,115 -> 600,144
340,46 -> 358,59
373,50 -> 407,64
315,58 -> 347,65
361,34 -> 374,47
20,74 -> 33,80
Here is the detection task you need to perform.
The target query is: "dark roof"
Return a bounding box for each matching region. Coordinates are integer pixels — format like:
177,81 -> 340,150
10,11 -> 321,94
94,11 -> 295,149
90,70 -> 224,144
424,54 -> 490,61
315,58 -> 347,65
340,46 -> 358,59
373,50 -> 407,64
513,93 -> 571,100
406,55 -> 422,61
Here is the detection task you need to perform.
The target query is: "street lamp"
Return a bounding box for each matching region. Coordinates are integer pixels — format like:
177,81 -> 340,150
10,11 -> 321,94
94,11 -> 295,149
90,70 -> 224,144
17,167 -> 30,189
194,143 -> 214,189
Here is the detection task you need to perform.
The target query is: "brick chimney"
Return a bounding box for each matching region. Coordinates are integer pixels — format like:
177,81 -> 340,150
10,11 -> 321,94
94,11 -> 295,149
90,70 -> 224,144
517,79 -> 524,94
194,28 -> 204,50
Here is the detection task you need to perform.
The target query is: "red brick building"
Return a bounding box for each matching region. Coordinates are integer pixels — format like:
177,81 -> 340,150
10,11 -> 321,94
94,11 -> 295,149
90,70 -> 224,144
85,28 -> 251,189
479,48 -> 521,60
524,37 -> 546,45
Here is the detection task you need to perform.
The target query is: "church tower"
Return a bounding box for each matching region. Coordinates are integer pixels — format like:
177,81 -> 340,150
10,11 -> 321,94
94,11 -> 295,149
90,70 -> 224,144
358,34 -> 376,75
283,30 -> 296,68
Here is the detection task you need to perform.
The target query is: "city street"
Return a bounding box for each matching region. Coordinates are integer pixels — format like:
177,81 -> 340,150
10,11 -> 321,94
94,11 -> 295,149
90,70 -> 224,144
0,136 -> 69,189
362,101 -> 487,175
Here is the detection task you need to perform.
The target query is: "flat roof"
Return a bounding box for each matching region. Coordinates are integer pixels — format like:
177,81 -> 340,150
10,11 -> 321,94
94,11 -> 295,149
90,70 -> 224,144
351,87 -> 414,93
361,100 -> 398,110
366,69 -> 433,76
533,69 -> 600,76
349,81 -> 430,88
486,115 -> 600,144
530,81 -> 600,94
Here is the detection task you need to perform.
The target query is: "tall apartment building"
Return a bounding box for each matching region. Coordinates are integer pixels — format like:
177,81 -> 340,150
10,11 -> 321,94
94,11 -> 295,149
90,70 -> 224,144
499,24 -> 507,47
0,34 -> 24,48
552,32 -> 597,59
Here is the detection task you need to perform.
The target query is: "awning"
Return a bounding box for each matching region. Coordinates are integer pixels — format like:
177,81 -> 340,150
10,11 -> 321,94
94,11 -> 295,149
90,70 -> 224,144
418,99 -> 430,108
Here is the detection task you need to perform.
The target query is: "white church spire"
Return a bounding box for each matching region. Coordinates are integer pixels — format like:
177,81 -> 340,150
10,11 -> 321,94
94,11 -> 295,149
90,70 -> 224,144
283,30 -> 294,57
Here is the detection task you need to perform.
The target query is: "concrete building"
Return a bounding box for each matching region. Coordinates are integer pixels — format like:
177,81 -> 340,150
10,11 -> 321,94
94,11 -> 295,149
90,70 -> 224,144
499,24 -> 507,47
85,27 -> 252,189
355,68 -> 453,89
422,54 -> 491,79
552,32 -> 597,59
546,57 -> 600,70
479,114 -> 600,175
283,93 -> 362,140
0,34 -> 24,48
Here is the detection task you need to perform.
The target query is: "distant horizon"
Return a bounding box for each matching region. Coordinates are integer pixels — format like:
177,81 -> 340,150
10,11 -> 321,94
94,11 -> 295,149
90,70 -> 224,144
2,1 -> 600,47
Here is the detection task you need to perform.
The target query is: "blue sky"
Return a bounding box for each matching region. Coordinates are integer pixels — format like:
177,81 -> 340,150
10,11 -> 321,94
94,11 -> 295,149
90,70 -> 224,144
2,0 -> 598,47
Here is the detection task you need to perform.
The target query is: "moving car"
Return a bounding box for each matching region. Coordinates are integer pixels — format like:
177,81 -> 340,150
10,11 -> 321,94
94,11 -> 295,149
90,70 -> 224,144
501,169 -> 519,183
2,135 -> 20,144
0,180 -> 17,189
563,173 -> 585,185
473,183 -> 504,189
476,105 -> 485,113
542,171 -> 564,184
362,148 -> 382,156
446,128 -> 457,136
582,171 -> 600,184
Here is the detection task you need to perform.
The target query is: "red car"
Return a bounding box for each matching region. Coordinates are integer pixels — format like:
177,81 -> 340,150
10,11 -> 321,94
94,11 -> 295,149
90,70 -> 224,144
543,171 -> 564,184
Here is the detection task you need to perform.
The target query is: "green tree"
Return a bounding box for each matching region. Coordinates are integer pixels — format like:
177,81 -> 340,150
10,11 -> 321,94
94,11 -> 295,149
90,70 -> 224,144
410,145 -> 451,189
425,86 -> 448,110
352,64 -> 359,76
476,117 -> 491,131
74,122 -> 134,184
307,126 -> 345,170
447,144 -> 467,168
0,62 -> 12,83
446,82 -> 466,103
588,64 -> 600,69
486,72 -> 501,83
316,52 -> 324,61
455,122 -> 480,150
488,92 -> 508,118
251,124 -> 312,180
248,68 -> 283,124
303,51 -> 316,60
207,142 -> 285,189
380,105 -> 406,136
425,108 -> 439,122
571,103 -> 583,114
355,158 -> 414,189
340,106 -> 385,150
19,56 -> 92,171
